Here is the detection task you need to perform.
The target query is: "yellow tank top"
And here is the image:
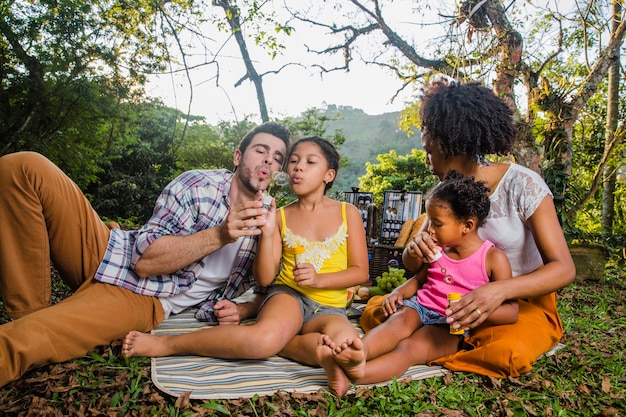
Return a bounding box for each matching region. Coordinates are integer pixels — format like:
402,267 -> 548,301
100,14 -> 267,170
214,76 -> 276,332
274,202 -> 349,308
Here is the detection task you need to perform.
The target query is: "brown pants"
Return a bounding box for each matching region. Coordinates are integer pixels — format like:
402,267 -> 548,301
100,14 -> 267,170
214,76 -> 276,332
360,292 -> 563,378
0,152 -> 163,387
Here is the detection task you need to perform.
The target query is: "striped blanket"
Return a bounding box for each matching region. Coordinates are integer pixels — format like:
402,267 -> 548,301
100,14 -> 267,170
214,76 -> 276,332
150,308 -> 447,399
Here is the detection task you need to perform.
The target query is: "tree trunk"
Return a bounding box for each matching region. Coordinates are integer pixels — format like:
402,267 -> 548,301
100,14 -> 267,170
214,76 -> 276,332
483,0 -> 542,174
601,1 -> 622,238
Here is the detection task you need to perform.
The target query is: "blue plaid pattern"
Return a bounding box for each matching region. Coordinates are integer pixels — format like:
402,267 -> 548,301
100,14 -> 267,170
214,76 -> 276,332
94,169 -> 259,321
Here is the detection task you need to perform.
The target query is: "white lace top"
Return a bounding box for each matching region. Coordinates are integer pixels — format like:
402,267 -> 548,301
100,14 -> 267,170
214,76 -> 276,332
478,163 -> 552,277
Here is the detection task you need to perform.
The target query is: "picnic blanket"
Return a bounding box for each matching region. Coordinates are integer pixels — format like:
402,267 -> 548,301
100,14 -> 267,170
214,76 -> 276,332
150,304 -> 566,399
150,306 -> 447,399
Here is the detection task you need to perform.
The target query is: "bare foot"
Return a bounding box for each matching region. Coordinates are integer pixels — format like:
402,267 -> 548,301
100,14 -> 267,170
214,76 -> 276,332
315,334 -> 352,397
335,337 -> 366,382
318,333 -> 340,354
122,330 -> 171,358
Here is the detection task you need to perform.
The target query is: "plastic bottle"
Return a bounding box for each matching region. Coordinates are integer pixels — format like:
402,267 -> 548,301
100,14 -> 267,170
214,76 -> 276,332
261,193 -> 273,210
447,292 -> 465,335
293,246 -> 305,266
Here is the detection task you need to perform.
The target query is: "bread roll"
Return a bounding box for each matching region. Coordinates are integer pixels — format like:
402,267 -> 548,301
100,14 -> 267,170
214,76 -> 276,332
409,213 -> 428,240
394,218 -> 415,247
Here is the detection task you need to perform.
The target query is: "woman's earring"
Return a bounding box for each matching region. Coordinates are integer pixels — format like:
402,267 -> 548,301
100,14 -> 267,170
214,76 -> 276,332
476,155 -> 490,167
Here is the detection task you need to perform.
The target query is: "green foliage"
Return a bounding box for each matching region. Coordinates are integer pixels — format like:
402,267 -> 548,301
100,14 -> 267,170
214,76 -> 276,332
0,0 -> 202,187
176,123 -> 233,171
212,0 -> 294,59
86,103 -> 180,223
358,149 -> 438,207
567,79 -> 626,242
280,107 -> 347,149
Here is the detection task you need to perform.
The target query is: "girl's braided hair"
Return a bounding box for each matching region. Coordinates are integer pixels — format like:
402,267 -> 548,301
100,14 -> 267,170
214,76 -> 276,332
420,78 -> 516,162
426,170 -> 491,227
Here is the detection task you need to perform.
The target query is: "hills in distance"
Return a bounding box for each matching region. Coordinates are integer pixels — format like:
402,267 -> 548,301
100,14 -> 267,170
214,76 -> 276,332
319,104 -> 422,191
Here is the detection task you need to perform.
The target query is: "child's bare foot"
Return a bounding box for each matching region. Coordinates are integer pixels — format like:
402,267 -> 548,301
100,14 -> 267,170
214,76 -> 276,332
318,333 -> 341,354
122,330 -> 171,358
316,334 -> 352,397
335,337 -> 366,382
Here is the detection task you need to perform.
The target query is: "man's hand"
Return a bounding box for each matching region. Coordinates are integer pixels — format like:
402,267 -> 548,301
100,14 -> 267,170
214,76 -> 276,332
134,198 -> 269,278
213,294 -> 265,325
218,198 -> 268,244
213,299 -> 243,325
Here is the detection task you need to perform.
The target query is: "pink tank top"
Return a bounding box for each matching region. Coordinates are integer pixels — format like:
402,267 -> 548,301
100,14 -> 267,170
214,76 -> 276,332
417,240 -> 494,314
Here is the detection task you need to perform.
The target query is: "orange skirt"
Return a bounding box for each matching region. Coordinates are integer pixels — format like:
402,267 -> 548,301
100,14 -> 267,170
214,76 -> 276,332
359,292 -> 563,377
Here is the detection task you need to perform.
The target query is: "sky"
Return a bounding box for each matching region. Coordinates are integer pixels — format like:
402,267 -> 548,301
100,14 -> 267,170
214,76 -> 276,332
146,60 -> 411,125
145,2 -> 422,125
144,0 -> 575,125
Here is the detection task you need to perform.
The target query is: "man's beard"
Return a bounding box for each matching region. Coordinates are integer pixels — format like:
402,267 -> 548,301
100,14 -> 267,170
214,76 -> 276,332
238,165 -> 268,194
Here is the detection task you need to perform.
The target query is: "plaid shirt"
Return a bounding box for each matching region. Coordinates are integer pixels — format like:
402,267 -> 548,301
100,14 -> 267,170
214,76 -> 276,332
94,169 -> 258,321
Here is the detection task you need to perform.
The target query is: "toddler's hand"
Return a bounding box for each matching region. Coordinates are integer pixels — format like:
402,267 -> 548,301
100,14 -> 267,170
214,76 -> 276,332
382,292 -> 404,316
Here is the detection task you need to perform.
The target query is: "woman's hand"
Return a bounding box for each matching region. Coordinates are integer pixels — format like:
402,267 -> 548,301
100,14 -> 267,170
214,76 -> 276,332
446,280 -> 507,330
406,231 -> 440,262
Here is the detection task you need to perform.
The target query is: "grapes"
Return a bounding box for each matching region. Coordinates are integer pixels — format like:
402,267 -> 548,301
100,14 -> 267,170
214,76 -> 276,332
375,268 -> 407,293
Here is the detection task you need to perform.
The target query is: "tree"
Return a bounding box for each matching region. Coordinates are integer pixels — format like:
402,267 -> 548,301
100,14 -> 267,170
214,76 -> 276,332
568,83 -> 626,240
287,0 -> 625,223
209,0 -> 294,122
0,0 -> 203,182
600,1 -> 623,238
358,149 -> 438,207
87,102 -> 192,223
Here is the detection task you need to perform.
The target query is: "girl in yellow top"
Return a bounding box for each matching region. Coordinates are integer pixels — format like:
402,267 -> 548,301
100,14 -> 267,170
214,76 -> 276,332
122,136 -> 369,396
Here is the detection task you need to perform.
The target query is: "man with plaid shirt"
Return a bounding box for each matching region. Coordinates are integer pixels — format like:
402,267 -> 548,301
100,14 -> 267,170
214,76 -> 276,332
0,121 -> 290,388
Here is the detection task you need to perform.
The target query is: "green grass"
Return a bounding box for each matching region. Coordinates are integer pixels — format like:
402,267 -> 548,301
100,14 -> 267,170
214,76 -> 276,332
1,261 -> 624,416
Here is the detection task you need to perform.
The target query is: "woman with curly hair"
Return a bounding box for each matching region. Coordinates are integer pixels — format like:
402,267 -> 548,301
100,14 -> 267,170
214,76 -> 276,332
356,78 -> 575,379
318,171 -> 519,388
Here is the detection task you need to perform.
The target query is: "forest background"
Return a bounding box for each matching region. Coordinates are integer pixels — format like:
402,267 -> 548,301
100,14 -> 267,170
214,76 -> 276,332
2,0 -> 625,250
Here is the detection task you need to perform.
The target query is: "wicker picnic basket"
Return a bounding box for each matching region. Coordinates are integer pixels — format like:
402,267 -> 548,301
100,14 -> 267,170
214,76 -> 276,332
369,244 -> 414,284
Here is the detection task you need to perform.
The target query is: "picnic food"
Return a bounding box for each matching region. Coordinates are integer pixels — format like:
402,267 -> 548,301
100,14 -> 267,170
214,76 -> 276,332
409,213 -> 427,239
375,268 -> 408,293
346,286 -> 357,307
394,218 -> 415,247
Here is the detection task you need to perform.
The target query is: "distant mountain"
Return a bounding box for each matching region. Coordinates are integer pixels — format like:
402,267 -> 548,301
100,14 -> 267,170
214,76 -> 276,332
320,104 -> 422,191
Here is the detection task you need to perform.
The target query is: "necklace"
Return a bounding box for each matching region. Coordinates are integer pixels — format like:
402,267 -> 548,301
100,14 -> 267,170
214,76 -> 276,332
431,251 -> 455,284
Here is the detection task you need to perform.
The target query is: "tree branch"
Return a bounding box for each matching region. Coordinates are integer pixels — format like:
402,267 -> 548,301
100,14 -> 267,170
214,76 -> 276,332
214,0 -> 269,121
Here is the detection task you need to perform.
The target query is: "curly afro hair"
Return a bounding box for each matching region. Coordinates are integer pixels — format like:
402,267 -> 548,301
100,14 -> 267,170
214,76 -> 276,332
426,170 -> 491,227
420,78 -> 516,161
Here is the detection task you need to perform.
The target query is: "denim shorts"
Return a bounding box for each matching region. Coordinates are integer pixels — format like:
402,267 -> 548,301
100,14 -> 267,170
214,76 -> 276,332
402,295 -> 448,325
261,284 -> 347,324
